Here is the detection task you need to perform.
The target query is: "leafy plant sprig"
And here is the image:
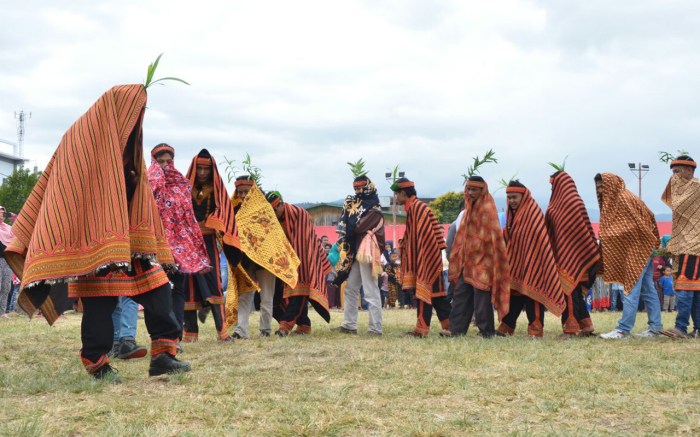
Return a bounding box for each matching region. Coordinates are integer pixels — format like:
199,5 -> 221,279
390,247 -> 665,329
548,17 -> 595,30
388,164 -> 401,190
223,156 -> 237,184
494,171 -> 519,193
462,149 -> 497,183
658,149 -> 690,164
144,53 -> 190,89
242,153 -> 263,187
547,156 -> 568,172
348,159 -> 369,178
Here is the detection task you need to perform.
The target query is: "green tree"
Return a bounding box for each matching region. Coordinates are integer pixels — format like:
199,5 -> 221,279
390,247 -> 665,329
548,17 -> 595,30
429,191 -> 464,224
0,167 -> 41,218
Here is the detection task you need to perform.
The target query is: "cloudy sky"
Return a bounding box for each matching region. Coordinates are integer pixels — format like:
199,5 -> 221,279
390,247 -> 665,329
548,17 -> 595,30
1,0 -> 699,213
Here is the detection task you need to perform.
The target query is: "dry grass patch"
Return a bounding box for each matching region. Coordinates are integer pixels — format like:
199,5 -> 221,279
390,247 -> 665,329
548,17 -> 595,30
1,309 -> 699,436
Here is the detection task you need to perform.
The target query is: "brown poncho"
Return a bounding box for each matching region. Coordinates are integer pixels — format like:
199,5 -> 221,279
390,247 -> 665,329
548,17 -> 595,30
504,186 -> 565,316
5,85 -> 174,323
598,173 -> 659,294
545,171 -> 600,295
448,181 -> 510,320
662,174 -> 700,257
400,196 -> 447,304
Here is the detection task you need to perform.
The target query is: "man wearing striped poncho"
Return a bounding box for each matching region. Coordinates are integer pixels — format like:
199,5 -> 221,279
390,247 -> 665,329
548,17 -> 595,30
660,155 -> 700,339
545,171 -> 600,337
498,180 -> 565,337
391,178 -> 451,337
265,192 -> 332,336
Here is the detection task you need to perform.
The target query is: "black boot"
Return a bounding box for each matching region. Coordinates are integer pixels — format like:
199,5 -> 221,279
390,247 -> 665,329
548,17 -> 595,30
93,364 -> 121,384
117,338 -> 148,360
149,354 -> 192,376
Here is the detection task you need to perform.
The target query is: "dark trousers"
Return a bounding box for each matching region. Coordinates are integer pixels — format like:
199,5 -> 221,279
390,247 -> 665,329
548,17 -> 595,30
169,271 -> 186,339
561,284 -> 593,333
414,278 -> 452,335
81,283 -> 179,362
184,303 -> 226,335
279,295 -> 311,332
499,294 -> 545,337
448,279 -> 494,336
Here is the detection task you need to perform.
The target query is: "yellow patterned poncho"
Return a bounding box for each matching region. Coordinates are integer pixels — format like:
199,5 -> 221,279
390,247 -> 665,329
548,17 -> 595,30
225,184 -> 300,326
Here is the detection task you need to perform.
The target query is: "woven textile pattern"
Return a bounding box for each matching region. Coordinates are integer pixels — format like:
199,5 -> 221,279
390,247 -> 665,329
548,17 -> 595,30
185,151 -> 240,249
400,197 -> 447,304
235,184 -> 299,286
662,175 -> 700,257
448,182 -> 510,320
505,187 -> 565,316
148,157 -> 210,274
6,85 -> 174,323
545,172 -> 600,295
280,203 -> 332,321
598,173 -> 659,294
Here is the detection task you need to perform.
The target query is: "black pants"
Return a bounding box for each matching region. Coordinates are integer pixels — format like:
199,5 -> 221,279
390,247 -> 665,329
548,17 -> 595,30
184,304 -> 226,335
81,283 -> 179,362
561,284 -> 593,333
499,294 -> 545,336
279,295 -> 311,332
448,279 -> 494,336
414,278 -> 452,335
169,271 -> 186,339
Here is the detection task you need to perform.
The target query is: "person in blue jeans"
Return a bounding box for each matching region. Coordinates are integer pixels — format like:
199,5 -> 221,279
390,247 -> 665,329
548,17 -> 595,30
609,283 -> 623,311
659,155 -> 700,339
600,258 -> 663,338
110,297 -> 148,359
594,173 -> 663,339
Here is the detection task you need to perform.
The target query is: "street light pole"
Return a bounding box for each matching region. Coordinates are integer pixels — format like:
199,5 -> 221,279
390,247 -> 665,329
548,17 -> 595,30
627,162 -> 650,199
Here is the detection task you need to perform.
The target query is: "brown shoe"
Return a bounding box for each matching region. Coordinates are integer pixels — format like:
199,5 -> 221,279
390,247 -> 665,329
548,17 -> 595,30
404,331 -> 426,338
660,328 -> 688,339
331,326 -> 358,335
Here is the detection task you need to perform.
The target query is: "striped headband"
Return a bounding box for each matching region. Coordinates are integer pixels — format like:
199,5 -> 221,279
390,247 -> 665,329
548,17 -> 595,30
398,181 -> 414,189
196,157 -> 212,167
353,180 -> 369,188
506,186 -> 527,194
269,197 -> 281,208
151,144 -> 174,158
466,180 -> 486,189
235,179 -> 255,188
670,159 -> 697,169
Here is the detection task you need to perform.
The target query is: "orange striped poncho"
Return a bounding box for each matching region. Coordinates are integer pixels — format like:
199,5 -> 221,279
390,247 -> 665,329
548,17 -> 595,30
504,186 -> 565,316
5,85 -> 174,322
280,203 -> 332,322
598,173 -> 659,294
545,172 -> 600,295
185,150 -> 240,250
448,181 -> 510,320
400,196 -> 446,304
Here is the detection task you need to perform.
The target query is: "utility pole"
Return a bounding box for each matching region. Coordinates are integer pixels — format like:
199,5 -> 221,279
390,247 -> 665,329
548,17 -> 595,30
15,110 -> 31,160
627,162 -> 649,199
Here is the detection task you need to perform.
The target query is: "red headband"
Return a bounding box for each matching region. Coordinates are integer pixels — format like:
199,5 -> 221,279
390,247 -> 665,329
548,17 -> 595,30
151,144 -> 174,158
234,179 -> 254,188
670,159 -> 697,169
466,180 -> 486,189
269,197 -> 281,208
196,157 -> 212,167
353,180 -> 368,188
397,181 -> 414,189
505,186 -> 527,194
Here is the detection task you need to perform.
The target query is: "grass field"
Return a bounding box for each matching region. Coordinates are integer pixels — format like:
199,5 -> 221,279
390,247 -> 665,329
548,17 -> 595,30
1,308 -> 699,436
